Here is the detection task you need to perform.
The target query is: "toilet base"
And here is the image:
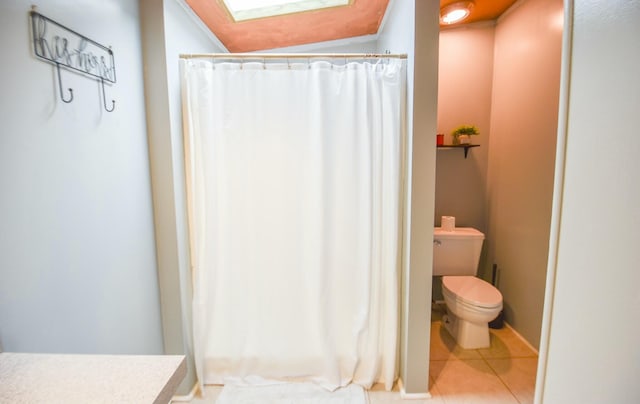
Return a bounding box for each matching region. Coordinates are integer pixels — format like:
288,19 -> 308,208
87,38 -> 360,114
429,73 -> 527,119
442,312 -> 491,349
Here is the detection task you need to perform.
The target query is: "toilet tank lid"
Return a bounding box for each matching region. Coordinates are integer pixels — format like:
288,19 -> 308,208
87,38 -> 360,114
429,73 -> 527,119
434,227 -> 485,239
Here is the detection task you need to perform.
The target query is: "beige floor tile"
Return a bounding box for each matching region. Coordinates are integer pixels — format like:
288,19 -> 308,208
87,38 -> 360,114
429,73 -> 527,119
427,378 -> 446,403
430,322 -> 483,361
185,318 -> 538,403
429,360 -> 519,404
477,327 -> 538,359
485,358 -> 538,404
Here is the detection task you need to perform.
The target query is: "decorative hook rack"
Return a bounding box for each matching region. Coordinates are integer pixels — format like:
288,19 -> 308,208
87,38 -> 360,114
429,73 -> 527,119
30,9 -> 116,112
55,62 -> 73,103
100,78 -> 115,112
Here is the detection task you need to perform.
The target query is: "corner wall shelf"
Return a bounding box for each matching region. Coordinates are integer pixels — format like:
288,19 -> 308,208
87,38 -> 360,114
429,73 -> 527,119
436,144 -> 479,158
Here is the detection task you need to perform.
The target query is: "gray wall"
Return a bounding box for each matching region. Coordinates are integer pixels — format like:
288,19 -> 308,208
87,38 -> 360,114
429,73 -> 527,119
435,0 -> 563,349
436,24 -> 495,236
487,0 -> 563,349
538,0 -> 640,402
435,25 -> 495,296
0,0 -> 163,354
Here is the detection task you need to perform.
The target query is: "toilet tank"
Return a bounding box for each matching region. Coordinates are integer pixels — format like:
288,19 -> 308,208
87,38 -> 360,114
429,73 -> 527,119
433,227 -> 485,276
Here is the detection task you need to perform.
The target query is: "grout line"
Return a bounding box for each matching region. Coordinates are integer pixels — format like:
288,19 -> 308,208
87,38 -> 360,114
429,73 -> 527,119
481,355 -> 524,404
429,311 -> 535,403
430,311 -> 531,404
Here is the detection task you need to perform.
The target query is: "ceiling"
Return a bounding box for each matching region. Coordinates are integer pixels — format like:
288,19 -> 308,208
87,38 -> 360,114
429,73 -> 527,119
440,0 -> 518,25
184,0 -> 519,53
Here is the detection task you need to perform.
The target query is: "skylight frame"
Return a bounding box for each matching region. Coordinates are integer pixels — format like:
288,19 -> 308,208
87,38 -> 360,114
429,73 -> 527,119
221,0 -> 352,22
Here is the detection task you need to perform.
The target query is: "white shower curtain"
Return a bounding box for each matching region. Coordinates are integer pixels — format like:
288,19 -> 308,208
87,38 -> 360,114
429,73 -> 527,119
180,57 -> 406,391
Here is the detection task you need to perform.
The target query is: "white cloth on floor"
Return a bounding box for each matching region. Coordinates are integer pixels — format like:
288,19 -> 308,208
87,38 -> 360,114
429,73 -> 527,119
215,383 -> 367,404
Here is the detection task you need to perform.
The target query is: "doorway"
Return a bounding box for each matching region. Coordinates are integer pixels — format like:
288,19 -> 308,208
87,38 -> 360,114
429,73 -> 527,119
430,0 -> 565,401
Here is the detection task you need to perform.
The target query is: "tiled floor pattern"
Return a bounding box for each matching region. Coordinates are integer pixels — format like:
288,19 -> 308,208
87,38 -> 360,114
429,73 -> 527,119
426,304 -> 538,404
186,305 -> 538,404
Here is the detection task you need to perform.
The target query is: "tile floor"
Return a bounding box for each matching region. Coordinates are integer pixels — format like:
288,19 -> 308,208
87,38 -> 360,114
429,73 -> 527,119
185,304 -> 538,404
425,303 -> 538,404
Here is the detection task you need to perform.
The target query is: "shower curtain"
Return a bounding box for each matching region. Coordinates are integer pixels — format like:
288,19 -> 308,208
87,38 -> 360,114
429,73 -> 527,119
180,57 -> 406,391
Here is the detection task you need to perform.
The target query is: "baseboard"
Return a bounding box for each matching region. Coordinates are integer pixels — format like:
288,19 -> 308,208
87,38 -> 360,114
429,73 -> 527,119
504,321 -> 539,355
397,378 -> 432,400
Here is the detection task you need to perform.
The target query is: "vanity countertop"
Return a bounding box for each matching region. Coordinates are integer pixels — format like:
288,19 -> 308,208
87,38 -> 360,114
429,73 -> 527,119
0,352 -> 186,403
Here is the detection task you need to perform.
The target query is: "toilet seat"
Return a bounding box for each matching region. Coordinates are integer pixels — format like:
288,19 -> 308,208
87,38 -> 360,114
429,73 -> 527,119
442,276 -> 502,309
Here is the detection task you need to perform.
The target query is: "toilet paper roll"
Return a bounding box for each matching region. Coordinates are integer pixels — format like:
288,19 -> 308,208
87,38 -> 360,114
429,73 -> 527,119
442,216 -> 455,232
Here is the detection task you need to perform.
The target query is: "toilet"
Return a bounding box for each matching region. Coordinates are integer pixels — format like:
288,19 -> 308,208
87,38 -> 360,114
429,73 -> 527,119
433,227 -> 503,349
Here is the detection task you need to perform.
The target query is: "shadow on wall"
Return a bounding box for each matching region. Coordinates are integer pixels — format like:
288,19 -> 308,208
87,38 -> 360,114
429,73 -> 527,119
434,150 -> 486,231
434,147 -> 489,280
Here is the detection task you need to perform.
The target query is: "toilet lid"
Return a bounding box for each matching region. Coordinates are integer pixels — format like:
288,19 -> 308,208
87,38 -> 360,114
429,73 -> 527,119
442,276 -> 502,308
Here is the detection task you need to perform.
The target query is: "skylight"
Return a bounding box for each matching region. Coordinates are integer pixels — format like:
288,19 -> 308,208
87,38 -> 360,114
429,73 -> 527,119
222,0 -> 350,21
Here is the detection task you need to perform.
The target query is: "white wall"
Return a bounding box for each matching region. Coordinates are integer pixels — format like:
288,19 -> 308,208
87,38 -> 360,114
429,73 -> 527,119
538,0 -> 640,402
378,0 -> 439,395
265,36 -> 377,53
140,0 -> 225,394
487,0 -> 563,349
0,0 -> 163,354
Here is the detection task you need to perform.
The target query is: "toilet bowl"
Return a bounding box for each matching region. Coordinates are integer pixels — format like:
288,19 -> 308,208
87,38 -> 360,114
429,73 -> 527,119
433,227 -> 503,349
441,275 -> 502,349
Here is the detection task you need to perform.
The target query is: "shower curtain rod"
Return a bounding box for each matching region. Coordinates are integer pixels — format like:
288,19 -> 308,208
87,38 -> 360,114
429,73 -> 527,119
179,53 -> 407,60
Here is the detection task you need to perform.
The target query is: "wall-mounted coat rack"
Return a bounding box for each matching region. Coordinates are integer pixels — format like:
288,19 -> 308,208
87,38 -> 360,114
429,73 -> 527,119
30,9 -> 116,112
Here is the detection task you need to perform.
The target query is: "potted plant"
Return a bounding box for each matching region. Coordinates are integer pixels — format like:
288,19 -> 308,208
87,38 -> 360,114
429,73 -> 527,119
451,125 -> 479,145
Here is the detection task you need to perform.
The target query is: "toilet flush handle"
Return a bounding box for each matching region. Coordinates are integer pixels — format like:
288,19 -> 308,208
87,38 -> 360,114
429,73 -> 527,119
434,239 -> 442,246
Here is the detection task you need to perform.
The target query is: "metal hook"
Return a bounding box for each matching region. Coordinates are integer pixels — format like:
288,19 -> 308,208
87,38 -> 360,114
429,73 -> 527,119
100,77 -> 115,112
56,62 -> 73,103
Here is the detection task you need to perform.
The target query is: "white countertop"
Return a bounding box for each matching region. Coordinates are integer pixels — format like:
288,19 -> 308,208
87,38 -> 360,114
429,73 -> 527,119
0,352 -> 186,403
